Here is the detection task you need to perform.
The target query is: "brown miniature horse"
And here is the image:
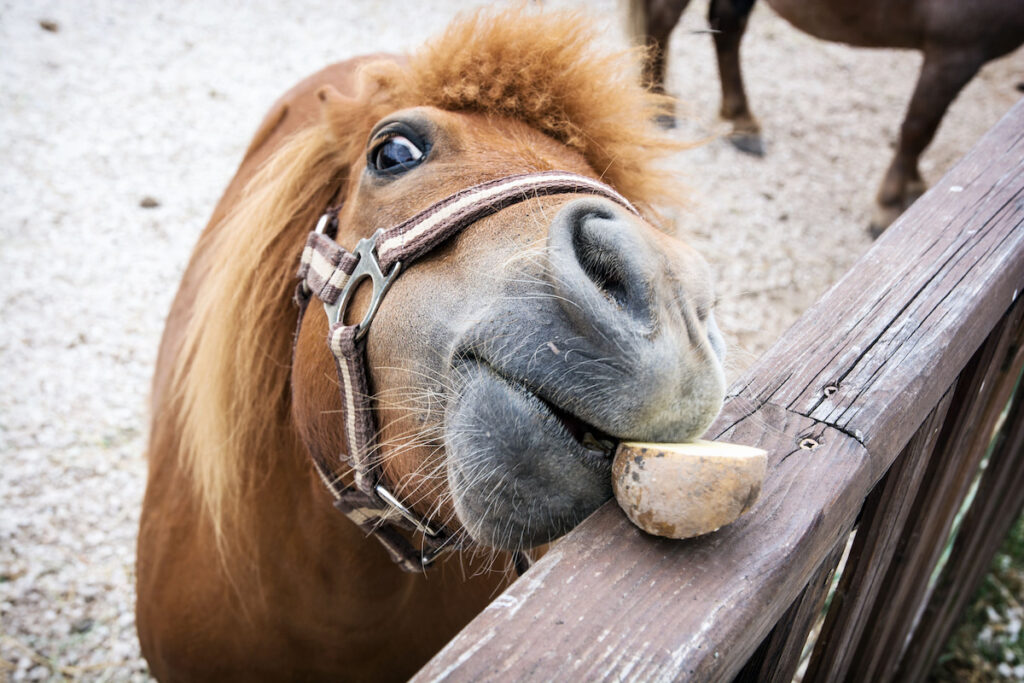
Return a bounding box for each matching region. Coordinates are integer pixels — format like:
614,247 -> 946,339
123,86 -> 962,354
630,0 -> 1024,235
136,8 -> 727,681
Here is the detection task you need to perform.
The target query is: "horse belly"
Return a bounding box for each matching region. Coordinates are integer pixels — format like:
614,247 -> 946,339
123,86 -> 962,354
766,0 -> 923,49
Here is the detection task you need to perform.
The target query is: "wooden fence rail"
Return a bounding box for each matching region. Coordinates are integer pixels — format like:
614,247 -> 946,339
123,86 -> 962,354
414,97 -> 1024,682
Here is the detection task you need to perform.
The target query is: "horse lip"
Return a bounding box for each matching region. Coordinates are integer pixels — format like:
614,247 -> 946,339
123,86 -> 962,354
452,350 -> 619,459
445,350 -> 619,548
534,391 -> 617,458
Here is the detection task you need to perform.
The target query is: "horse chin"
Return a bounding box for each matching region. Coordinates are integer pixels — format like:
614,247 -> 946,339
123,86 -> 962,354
441,346 -> 727,551
444,359 -> 615,550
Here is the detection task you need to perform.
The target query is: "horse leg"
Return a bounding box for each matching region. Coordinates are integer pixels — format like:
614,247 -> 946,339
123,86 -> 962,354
630,0 -> 693,127
870,48 -> 984,237
709,0 -> 762,155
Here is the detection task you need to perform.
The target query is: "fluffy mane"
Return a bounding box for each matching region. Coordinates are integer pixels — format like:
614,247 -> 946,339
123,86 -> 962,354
169,6 -> 686,549
398,6 -> 684,208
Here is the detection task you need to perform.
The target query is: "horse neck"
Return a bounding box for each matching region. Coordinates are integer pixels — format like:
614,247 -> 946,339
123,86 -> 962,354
233,447 -> 511,672
240,434 -> 407,597
140,424 -> 505,679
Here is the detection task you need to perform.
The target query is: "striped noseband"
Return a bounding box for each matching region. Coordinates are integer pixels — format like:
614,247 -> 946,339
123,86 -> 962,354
295,170 -> 638,572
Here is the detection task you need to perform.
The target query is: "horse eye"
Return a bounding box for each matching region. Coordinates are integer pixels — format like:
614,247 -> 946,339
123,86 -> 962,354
369,135 -> 425,174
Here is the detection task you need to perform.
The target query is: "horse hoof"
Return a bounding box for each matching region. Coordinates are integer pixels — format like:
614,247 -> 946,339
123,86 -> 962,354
653,113 -> 677,129
728,132 -> 764,157
869,203 -> 903,239
905,179 -> 927,203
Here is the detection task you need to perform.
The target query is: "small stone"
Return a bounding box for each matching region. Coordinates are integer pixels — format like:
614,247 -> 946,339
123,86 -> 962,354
139,196 -> 160,209
71,617 -> 94,634
39,19 -> 59,32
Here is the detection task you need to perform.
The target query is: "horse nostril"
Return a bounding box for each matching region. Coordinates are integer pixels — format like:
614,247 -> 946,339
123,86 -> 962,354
549,198 -> 655,331
571,215 -> 631,309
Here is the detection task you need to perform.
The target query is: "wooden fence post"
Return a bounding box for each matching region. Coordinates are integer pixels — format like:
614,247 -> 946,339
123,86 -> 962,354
803,298 -> 1024,681
896,307 -> 1024,680
734,535 -> 849,683
800,388 -> 954,681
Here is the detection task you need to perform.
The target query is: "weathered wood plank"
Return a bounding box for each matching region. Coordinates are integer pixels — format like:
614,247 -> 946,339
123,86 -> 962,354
801,388 -> 954,682
734,536 -> 848,683
845,299 -> 1024,681
414,99 -> 1024,683
896,310 -> 1024,681
899,395 -> 1024,680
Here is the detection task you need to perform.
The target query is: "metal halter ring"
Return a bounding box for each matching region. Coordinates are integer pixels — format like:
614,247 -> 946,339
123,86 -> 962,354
374,484 -> 456,568
374,484 -> 443,539
320,227 -> 402,340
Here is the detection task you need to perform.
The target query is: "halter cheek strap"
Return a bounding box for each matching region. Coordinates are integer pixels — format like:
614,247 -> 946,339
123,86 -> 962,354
294,170 -> 639,572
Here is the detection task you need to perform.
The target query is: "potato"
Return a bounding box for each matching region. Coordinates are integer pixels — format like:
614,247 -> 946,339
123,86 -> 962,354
612,440 -> 767,539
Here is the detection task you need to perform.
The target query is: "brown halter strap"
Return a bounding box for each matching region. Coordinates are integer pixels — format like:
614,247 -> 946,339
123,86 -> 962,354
295,170 -> 639,572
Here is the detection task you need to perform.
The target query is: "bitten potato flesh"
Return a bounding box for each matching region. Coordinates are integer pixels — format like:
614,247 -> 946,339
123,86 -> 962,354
612,440 -> 767,539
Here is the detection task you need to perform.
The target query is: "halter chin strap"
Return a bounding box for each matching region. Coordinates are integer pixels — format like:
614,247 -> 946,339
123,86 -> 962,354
294,170 -> 639,572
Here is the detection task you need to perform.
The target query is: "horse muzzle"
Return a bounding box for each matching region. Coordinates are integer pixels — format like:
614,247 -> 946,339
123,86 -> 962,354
444,197 -> 727,548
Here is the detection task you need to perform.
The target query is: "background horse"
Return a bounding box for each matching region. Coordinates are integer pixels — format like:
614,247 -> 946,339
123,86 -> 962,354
136,7 -> 726,680
629,0 -> 1024,235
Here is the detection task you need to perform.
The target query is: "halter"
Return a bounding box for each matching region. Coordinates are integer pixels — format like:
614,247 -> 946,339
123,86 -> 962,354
295,170 -> 639,572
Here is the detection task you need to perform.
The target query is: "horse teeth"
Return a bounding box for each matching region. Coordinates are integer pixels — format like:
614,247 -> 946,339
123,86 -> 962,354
582,431 -> 614,455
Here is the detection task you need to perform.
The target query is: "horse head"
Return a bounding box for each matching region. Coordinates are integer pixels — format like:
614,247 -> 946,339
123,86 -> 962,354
171,9 -> 727,562
287,13 -> 727,555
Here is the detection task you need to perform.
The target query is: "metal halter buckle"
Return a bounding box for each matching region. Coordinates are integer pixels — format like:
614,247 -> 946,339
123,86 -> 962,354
318,225 -> 402,340
420,542 -> 455,568
374,483 -> 454,568
374,484 -> 442,539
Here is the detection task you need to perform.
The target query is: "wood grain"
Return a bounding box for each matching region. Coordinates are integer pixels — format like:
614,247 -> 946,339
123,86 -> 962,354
840,300 -> 1024,681
413,100 -> 1024,682
730,103 -> 1024,476
895,308 -> 1024,680
734,536 -> 849,683
801,388 -> 954,681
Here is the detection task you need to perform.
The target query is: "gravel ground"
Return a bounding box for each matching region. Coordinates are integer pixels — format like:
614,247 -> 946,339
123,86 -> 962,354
1,1 -> 1021,680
